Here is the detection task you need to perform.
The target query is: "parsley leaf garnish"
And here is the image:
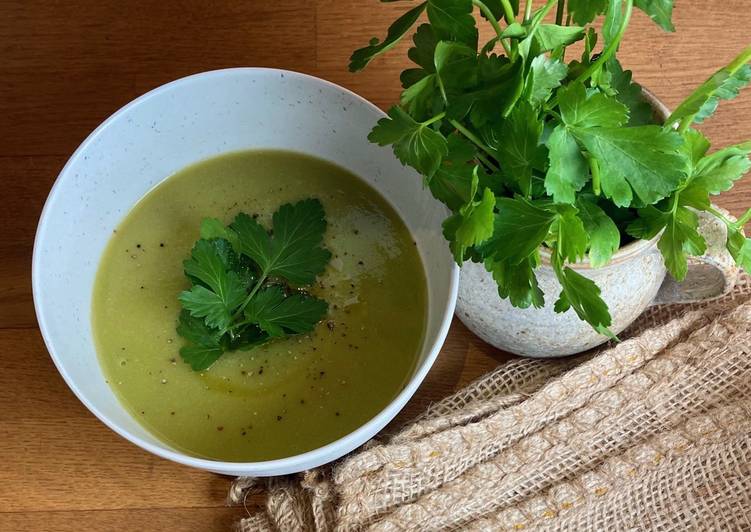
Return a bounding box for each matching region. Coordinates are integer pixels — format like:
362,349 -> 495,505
176,200 -> 330,370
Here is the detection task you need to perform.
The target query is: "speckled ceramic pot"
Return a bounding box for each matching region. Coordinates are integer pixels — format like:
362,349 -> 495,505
456,90 -> 740,357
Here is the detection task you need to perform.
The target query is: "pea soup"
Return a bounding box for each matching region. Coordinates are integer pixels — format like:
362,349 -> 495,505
92,150 -> 427,462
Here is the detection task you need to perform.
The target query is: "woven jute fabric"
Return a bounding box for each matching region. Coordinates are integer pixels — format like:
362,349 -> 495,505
230,274 -> 751,531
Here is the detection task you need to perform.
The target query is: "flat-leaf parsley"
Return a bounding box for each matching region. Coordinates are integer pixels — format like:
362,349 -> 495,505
351,0 -> 751,335
177,199 -> 331,370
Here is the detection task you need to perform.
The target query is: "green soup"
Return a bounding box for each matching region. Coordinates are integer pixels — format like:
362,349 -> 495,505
92,150 -> 428,462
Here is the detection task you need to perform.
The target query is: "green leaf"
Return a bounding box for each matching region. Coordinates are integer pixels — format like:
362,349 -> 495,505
666,46 -> 751,127
429,134 -> 477,210
658,206 -> 707,281
524,55 -> 568,107
627,203 -> 707,280
245,286 -> 328,337
577,198 -> 620,267
408,23 -> 438,73
572,125 -> 686,207
442,168 -> 496,263
534,24 -> 586,52
455,57 -> 523,127
179,344 -> 224,371
484,255 -> 544,308
401,74 -> 441,120
349,2 -> 427,71
552,205 -> 589,263
545,125 -> 589,204
427,0 -> 478,49
485,101 -> 546,196
681,129 -> 711,170
401,68 -> 430,88
685,142 -> 751,198
434,41 -> 478,101
500,22 -> 526,39
179,280 -> 245,331
634,0 -> 674,32
552,262 -> 613,335
558,83 -> 629,129
200,218 -> 240,251
369,106 -> 449,177
625,204 -> 666,240
606,58 -> 654,126
179,240 -> 247,329
479,196 -> 556,264
567,0 -> 608,25
232,199 -> 331,285
727,226 -> 751,272
177,310 -> 222,347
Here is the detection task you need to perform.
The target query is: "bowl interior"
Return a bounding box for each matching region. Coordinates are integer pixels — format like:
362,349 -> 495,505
33,68 -> 457,474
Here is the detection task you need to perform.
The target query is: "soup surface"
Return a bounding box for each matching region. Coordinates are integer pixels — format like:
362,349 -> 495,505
93,150 -> 427,461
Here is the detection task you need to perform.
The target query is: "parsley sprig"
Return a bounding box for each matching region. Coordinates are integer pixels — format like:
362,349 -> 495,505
176,199 -> 331,370
351,0 -> 751,335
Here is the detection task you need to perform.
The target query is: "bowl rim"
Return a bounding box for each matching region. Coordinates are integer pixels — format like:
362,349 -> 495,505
32,67 -> 460,475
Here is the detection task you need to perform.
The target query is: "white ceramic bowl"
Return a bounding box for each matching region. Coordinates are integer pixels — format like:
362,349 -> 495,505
32,68 -> 458,476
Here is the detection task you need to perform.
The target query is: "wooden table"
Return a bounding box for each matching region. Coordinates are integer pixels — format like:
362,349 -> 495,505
1,1 -> 749,529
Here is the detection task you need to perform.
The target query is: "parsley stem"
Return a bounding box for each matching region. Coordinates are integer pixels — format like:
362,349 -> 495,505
739,208 -> 751,227
547,109 -> 563,122
572,0 -> 632,85
422,111 -> 446,127
677,117 -> 692,134
449,118 -> 498,159
709,206 -> 751,229
232,272 -> 268,322
497,0 -> 516,22
524,0 -> 533,22
473,0 -> 513,56
587,155 -> 601,196
555,0 -> 564,25
476,152 -> 500,173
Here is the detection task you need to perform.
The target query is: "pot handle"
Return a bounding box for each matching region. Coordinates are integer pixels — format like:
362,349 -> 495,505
651,207 -> 740,306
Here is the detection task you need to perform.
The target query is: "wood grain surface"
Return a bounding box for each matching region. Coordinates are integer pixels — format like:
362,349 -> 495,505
1,1 -> 749,530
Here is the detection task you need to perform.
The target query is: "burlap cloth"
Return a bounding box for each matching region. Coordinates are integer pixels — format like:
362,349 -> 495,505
230,274 -> 751,531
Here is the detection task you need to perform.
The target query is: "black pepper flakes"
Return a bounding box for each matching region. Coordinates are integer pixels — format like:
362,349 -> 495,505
276,415 -> 283,421
217,426 -> 224,431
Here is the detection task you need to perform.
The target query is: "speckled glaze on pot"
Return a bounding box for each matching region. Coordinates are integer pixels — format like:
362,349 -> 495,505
456,90 -> 740,357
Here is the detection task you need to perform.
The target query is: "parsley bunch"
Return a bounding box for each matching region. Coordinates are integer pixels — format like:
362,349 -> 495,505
351,0 -> 751,335
176,199 -> 331,370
